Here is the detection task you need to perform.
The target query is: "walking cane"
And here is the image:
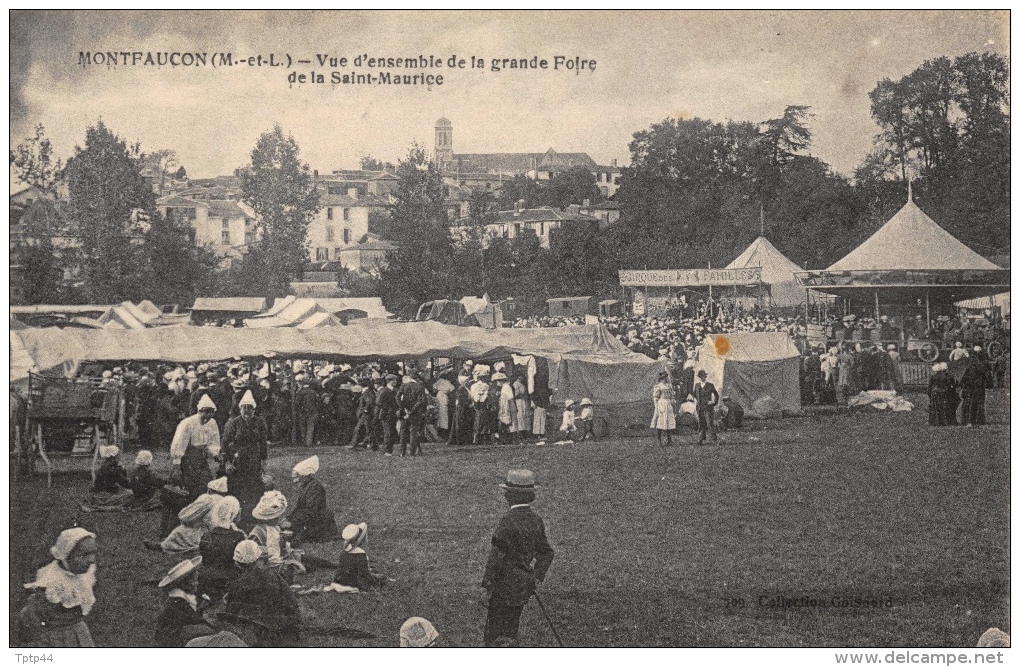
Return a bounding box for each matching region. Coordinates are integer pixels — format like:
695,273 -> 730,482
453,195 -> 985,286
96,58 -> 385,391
533,591 -> 565,647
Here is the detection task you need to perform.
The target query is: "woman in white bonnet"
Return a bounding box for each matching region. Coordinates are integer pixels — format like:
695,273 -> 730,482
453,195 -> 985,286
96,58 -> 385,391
15,528 -> 99,647
288,455 -> 338,543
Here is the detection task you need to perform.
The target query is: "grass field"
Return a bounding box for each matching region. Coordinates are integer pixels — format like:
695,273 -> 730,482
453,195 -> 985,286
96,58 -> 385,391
9,390 -> 1010,648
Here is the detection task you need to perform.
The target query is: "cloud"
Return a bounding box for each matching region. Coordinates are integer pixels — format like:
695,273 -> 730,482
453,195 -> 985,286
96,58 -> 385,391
10,10 -> 1009,179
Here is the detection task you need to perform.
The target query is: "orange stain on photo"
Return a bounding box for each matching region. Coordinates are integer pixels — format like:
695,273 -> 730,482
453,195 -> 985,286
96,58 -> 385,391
714,335 -> 730,356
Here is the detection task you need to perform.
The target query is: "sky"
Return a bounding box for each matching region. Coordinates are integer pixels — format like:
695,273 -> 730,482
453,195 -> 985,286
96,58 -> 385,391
9,10 -> 1008,184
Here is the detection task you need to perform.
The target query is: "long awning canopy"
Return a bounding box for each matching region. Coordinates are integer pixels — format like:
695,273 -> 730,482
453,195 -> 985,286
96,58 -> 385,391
794,269 -> 1011,303
10,320 -> 644,382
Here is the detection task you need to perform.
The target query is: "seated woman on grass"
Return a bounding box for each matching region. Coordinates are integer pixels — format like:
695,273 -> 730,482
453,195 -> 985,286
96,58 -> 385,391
82,446 -> 134,511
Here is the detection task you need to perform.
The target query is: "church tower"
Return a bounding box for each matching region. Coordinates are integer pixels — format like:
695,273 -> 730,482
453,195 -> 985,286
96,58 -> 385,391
435,117 -> 453,172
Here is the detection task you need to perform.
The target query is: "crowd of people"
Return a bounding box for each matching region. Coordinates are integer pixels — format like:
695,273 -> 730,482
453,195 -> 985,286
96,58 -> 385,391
15,352 -> 575,648
513,301 -> 804,362
15,366 -> 559,647
70,352 -> 604,464
12,298 -> 1009,648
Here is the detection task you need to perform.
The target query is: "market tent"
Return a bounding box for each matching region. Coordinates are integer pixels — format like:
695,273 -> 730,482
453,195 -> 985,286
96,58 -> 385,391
826,200 -> 1001,272
314,297 -> 392,320
552,353 -> 663,406
695,332 -> 802,417
10,320 -> 636,372
191,297 -> 268,313
136,300 -> 164,318
295,311 -> 343,330
725,236 -> 804,307
264,296 -> 393,321
417,300 -> 470,325
245,299 -> 341,328
97,305 -> 147,330
460,294 -> 503,328
956,293 -> 1010,315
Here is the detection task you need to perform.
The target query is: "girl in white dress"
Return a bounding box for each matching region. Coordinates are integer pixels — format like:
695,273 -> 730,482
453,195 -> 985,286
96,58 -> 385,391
650,372 -> 677,446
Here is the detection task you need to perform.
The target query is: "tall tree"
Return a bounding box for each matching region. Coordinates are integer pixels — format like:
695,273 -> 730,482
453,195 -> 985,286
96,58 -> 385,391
240,125 -> 320,297
542,166 -> 604,208
758,105 -> 813,168
360,155 -> 395,172
864,52 -> 1010,253
377,143 -> 454,316
869,56 -> 959,180
10,123 -> 62,196
144,148 -> 179,196
138,212 -> 219,305
62,121 -> 155,302
495,175 -> 542,210
16,243 -> 64,305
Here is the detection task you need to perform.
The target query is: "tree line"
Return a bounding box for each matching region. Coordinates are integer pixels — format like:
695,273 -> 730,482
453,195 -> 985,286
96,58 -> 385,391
10,52 -> 1008,317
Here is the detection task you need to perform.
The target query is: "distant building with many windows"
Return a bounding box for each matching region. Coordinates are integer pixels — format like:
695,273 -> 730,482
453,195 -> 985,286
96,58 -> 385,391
450,203 -> 600,250
434,117 -> 623,201
157,194 -> 257,264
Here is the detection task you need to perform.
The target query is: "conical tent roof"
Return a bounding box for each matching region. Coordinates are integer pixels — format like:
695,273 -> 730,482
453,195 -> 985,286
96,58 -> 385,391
725,236 -> 805,308
827,200 -> 1001,272
726,236 -> 803,282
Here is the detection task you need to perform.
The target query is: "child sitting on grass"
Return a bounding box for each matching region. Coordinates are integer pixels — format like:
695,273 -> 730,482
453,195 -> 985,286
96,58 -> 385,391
334,522 -> 386,590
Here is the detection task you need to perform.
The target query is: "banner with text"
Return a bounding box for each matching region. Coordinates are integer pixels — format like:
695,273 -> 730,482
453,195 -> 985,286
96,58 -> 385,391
619,268 -> 762,287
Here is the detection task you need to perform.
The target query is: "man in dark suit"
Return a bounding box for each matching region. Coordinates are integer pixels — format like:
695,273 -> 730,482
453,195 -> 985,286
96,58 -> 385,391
481,469 -> 555,647
396,373 -> 428,457
375,375 -> 400,456
692,370 -> 719,443
347,377 -> 376,450
295,377 -> 321,448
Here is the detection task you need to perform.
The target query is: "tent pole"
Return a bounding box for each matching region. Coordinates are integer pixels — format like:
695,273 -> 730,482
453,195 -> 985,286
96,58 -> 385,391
874,291 -> 880,321
925,292 -> 931,333
708,261 -> 713,312
290,360 -> 298,447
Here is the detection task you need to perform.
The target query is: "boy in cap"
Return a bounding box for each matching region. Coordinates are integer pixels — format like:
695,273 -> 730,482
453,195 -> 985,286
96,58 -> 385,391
222,389 -> 269,530
481,469 -> 555,647
288,455 -> 338,543
691,370 -> 719,443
